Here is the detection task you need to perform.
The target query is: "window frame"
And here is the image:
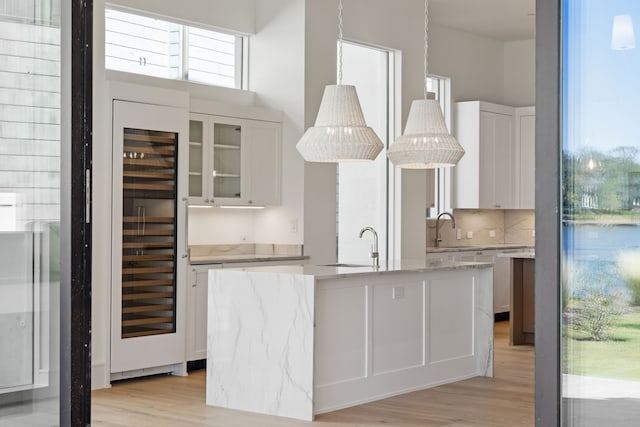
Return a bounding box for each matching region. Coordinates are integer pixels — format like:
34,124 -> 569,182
427,74 -> 454,217
104,6 -> 246,90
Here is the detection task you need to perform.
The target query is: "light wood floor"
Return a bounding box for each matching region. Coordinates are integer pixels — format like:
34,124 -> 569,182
92,321 -> 534,426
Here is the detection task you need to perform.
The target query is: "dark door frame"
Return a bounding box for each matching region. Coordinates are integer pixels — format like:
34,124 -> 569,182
535,0 -> 561,425
61,0 -> 92,425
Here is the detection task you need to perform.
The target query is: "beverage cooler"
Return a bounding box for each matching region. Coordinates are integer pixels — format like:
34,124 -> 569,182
111,100 -> 188,378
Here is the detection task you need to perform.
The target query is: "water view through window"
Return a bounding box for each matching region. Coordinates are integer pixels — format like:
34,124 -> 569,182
562,0 -> 640,424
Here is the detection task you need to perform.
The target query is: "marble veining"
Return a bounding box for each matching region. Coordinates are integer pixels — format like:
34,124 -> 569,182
474,268 -> 495,377
504,209 -> 535,245
208,263 -> 495,420
207,270 -> 315,420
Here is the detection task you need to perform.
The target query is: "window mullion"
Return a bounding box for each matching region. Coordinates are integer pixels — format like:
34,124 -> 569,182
182,26 -> 188,80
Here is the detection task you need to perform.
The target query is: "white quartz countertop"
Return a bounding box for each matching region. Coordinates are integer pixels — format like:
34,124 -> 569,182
215,259 -> 493,279
189,255 -> 308,265
426,244 -> 533,254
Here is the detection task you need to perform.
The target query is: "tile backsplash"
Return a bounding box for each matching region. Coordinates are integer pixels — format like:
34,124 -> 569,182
504,210 -> 535,244
426,209 -> 534,248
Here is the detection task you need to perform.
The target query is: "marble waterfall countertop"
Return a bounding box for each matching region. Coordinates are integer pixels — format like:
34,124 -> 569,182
217,258 -> 493,279
207,258 -> 494,420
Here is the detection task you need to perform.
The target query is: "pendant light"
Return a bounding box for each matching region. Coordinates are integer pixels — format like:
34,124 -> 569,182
611,14 -> 636,51
387,0 -> 465,169
296,0 -> 383,162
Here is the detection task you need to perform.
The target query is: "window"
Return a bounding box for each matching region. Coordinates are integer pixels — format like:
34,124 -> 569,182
105,8 -> 244,89
560,2 -> 640,424
337,42 -> 394,264
0,0 -> 65,422
428,75 -> 454,216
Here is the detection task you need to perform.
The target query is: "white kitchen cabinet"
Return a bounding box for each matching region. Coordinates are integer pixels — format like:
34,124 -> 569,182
188,114 -> 281,206
493,254 -> 512,314
454,101 -> 516,209
187,264 -> 221,361
426,248 -> 532,314
515,107 -> 535,209
244,120 -> 282,206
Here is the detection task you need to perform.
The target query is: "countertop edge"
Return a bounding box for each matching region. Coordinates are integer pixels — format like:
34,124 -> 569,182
213,261 -> 494,280
189,255 -> 309,265
426,244 -> 533,254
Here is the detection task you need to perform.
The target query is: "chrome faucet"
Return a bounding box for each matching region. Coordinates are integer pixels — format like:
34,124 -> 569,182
435,212 -> 456,248
359,227 -> 379,268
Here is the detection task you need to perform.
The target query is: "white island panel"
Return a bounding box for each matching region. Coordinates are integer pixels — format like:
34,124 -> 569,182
372,279 -> 425,375
206,269 -> 315,421
313,268 -> 494,414
428,275 -> 474,363
315,283 -> 367,386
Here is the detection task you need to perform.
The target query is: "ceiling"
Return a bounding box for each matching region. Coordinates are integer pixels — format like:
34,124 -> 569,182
429,0 -> 536,42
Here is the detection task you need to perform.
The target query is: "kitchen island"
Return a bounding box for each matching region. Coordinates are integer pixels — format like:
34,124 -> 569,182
206,260 -> 494,421
498,252 -> 535,345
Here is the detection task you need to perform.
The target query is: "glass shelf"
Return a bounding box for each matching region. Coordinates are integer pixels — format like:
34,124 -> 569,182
214,143 -> 241,150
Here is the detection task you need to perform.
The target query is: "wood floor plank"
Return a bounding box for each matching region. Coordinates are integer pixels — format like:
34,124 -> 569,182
92,321 -> 534,426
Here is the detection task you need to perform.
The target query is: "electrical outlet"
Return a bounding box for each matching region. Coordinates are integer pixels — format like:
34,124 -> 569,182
467,231 -> 473,239
392,286 -> 405,300
532,229 -> 536,237
290,219 -> 298,233
456,228 -> 462,240
489,229 -> 496,238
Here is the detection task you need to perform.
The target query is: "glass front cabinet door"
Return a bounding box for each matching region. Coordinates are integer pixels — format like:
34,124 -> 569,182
188,114 -> 246,205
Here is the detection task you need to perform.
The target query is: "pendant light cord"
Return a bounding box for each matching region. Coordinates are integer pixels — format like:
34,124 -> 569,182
338,0 -> 344,85
424,0 -> 429,100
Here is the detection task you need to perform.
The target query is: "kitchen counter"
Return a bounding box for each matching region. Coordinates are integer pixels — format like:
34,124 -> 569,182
189,254 -> 308,264
497,251 -> 535,259
426,244 -> 533,253
189,243 -> 306,264
218,258 -> 493,279
206,260 -> 494,420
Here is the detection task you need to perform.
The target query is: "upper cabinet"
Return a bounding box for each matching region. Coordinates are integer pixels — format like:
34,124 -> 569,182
515,107 -> 535,210
454,101 -> 535,210
188,110 -> 281,206
455,101 -> 515,209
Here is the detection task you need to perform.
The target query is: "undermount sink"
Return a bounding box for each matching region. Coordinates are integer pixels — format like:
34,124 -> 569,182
321,263 -> 371,268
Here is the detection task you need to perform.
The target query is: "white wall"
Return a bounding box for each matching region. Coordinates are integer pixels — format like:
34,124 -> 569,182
108,0 -> 256,34
251,0 -> 306,245
503,39 -> 536,107
429,24 -> 505,105
188,208 -> 256,244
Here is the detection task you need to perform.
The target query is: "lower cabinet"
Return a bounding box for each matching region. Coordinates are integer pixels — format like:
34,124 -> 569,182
425,248 -> 530,314
187,264 -> 221,361
493,255 -> 512,314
